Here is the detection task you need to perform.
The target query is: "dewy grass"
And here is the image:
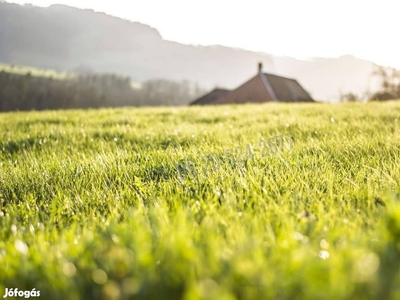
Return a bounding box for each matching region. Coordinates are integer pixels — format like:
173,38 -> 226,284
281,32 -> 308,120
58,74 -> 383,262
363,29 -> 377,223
0,102 -> 399,299
176,133 -> 294,180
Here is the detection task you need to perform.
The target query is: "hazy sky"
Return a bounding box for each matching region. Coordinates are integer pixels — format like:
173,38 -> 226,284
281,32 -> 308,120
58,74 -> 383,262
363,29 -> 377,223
9,0 -> 400,69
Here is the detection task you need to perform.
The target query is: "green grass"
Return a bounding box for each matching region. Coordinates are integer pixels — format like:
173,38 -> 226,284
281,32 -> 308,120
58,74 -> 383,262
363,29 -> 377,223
0,101 -> 400,299
0,62 -> 142,88
0,63 -> 75,80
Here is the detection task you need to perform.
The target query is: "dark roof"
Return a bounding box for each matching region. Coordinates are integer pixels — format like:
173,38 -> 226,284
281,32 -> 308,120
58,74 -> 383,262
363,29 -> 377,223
263,73 -> 313,102
190,89 -> 231,106
189,72 -> 314,106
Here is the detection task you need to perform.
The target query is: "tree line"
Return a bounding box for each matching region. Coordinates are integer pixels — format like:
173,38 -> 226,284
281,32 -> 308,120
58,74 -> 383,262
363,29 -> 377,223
340,66 -> 400,102
0,71 -> 206,112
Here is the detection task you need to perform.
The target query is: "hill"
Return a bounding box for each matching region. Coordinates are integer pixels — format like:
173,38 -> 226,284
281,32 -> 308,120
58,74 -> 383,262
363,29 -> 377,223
0,3 -> 383,101
0,102 -> 399,298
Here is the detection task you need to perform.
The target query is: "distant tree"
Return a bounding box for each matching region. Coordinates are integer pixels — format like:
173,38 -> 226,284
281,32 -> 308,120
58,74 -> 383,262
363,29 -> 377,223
140,79 -> 206,106
370,66 -> 400,100
339,92 -> 359,102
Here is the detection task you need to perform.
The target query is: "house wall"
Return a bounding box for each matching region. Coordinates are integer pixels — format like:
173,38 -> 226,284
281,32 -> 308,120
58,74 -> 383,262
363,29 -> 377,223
213,75 -> 274,105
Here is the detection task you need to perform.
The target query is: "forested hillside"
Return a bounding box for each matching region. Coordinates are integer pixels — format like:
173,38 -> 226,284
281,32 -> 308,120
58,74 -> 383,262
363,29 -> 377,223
0,70 -> 205,111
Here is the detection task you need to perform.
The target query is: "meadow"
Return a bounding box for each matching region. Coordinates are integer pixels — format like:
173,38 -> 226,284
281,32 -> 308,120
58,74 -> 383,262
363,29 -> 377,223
0,63 -> 75,80
0,62 -> 142,90
0,101 -> 399,299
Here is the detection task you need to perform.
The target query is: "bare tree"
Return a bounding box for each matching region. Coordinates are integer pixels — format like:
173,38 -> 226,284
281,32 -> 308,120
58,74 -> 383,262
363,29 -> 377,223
370,66 -> 400,100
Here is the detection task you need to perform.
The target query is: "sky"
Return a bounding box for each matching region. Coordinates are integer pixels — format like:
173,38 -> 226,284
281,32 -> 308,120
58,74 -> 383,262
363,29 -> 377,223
8,0 -> 400,69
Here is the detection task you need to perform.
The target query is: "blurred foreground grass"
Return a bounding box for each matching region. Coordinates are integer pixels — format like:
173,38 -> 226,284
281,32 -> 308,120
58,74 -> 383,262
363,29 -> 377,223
0,101 -> 400,299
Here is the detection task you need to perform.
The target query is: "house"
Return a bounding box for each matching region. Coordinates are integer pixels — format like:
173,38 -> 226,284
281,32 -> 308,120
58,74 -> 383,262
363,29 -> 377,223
190,63 -> 314,105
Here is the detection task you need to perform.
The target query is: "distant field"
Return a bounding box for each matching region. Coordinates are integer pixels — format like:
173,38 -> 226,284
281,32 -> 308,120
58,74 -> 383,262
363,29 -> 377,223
0,62 -> 143,91
0,63 -> 75,80
0,102 -> 399,299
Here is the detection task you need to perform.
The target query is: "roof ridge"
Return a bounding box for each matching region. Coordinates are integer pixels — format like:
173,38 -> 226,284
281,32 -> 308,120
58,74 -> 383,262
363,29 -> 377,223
260,73 -> 277,100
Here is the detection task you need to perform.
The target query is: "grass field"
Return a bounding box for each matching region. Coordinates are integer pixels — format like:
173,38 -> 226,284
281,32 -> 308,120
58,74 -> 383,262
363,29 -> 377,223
0,63 -> 141,89
0,63 -> 75,80
0,101 -> 400,300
